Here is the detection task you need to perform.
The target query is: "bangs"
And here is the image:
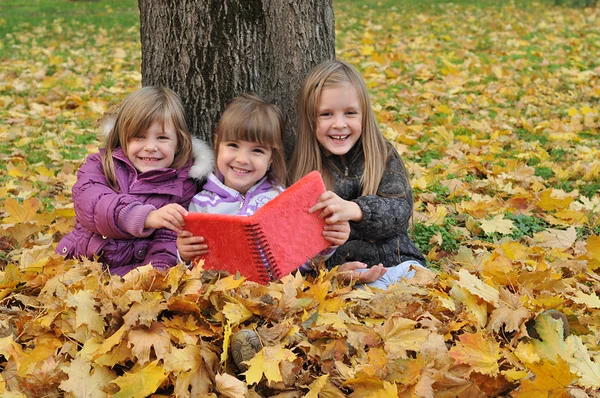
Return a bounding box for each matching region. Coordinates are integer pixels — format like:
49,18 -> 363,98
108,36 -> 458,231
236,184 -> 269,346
218,107 -> 282,149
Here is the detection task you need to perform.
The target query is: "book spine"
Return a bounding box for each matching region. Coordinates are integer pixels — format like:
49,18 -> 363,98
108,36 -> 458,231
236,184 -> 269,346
244,223 -> 278,281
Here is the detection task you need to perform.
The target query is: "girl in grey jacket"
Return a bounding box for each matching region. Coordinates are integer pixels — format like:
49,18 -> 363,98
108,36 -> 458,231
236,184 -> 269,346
289,60 -> 427,289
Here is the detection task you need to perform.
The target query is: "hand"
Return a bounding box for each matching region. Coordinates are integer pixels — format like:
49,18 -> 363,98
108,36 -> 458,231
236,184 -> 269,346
336,262 -> 386,284
323,220 -> 350,246
144,203 -> 188,233
177,230 -> 209,263
309,191 -> 363,223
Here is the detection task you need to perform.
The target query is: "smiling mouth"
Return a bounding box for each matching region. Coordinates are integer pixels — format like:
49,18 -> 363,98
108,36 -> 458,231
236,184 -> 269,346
139,157 -> 162,162
231,167 -> 251,174
330,135 -> 349,141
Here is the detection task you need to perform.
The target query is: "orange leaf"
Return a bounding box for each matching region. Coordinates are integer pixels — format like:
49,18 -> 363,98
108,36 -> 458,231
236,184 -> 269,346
449,332 -> 501,376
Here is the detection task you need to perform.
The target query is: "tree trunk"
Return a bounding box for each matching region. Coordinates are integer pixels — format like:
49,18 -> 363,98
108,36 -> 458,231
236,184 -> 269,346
138,0 -> 335,157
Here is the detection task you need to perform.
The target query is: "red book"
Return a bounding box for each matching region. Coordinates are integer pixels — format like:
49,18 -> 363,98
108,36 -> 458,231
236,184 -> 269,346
183,171 -> 330,284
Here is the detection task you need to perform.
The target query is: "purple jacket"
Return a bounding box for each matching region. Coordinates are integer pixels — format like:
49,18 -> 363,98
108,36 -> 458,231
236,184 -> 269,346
56,139 -> 213,276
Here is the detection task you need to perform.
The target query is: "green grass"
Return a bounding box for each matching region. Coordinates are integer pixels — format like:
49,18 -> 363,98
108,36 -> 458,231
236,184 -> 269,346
0,0 -> 139,58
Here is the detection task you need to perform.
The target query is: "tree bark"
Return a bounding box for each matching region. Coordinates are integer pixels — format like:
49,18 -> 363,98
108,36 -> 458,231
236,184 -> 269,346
138,0 -> 335,156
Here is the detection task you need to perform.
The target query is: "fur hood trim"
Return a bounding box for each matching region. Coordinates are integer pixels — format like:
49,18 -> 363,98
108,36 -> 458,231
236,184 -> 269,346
190,137 -> 214,181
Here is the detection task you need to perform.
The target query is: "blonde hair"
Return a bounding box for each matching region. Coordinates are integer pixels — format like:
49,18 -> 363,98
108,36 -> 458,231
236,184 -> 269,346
214,93 -> 286,185
101,86 -> 192,192
289,60 -> 391,195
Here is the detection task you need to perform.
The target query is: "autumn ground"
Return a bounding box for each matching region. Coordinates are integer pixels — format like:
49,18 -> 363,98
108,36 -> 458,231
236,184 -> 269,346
0,0 -> 599,396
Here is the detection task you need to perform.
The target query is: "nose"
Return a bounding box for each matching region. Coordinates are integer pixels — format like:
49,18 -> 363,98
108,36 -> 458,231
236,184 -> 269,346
333,114 -> 347,129
144,138 -> 158,151
235,149 -> 249,164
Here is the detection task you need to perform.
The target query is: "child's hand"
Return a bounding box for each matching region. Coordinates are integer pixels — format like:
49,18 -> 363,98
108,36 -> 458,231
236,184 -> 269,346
145,203 -> 188,233
177,230 -> 208,263
337,262 -> 386,284
310,191 -> 363,223
323,220 -> 350,246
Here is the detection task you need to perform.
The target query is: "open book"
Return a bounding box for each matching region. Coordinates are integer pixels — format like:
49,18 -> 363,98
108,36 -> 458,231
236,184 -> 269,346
183,171 -> 331,284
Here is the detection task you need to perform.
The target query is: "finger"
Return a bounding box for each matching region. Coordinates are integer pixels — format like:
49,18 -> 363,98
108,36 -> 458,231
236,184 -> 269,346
309,201 -> 327,214
172,204 -> 189,216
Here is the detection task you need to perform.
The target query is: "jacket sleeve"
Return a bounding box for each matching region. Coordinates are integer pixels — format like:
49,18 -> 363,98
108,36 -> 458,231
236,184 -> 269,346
350,149 -> 414,241
143,228 -> 178,271
72,154 -> 156,239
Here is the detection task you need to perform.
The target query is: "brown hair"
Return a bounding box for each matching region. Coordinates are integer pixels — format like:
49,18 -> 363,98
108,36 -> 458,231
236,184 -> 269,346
101,86 -> 192,191
214,93 -> 286,185
289,60 -> 391,195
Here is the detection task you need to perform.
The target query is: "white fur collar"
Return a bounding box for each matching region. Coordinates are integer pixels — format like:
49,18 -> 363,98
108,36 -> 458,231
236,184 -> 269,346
189,137 -> 214,180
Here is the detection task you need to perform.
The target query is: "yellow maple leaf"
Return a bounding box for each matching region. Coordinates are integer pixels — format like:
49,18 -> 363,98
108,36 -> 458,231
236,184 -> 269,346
305,374 -> 330,398
222,301 -> 253,326
379,316 -> 429,358
572,291 -> 600,309
65,290 -> 104,335
215,373 -> 249,398
111,360 -> 167,398
487,306 -> 530,333
123,292 -> 167,327
242,344 -> 296,385
315,311 -> 348,330
531,312 -> 568,362
6,161 -> 26,178
532,226 -> 577,249
128,322 -> 171,365
586,235 -> 600,267
163,345 -> 201,374
537,189 -> 575,211
59,357 -> 116,398
514,358 -> 575,398
93,325 -> 127,359
479,213 -> 515,235
2,197 -> 41,224
343,373 -> 398,397
0,335 -> 24,368
18,337 -> 62,377
449,332 -> 501,376
450,285 -> 488,327
565,335 -> 600,389
211,274 -> 245,292
514,341 -> 541,365
456,269 -> 499,306
500,241 -> 529,261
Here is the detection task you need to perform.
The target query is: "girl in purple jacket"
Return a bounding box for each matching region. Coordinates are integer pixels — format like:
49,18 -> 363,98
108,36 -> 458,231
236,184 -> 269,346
176,93 -> 349,265
56,86 -> 213,276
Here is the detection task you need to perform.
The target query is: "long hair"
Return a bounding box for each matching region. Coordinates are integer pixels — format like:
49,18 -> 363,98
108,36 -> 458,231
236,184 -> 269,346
214,93 -> 286,185
101,86 -> 193,192
289,60 -> 391,195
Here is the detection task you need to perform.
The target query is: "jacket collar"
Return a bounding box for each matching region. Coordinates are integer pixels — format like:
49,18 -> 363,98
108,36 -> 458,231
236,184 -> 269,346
202,173 -> 275,200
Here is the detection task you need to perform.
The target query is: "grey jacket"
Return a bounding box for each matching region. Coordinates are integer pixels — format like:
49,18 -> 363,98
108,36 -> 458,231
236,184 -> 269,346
324,142 -> 426,268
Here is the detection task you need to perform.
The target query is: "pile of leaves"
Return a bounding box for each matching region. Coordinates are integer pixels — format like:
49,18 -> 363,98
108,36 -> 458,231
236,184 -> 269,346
0,243 -> 599,396
1,0 -> 600,396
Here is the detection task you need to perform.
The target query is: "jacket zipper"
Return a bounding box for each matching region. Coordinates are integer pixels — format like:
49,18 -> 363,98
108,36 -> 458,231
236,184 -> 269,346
239,194 -> 246,210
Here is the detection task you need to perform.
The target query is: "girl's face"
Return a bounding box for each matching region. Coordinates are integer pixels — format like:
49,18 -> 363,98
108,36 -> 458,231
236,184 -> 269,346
127,120 -> 178,173
315,83 -> 362,156
217,139 -> 272,194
